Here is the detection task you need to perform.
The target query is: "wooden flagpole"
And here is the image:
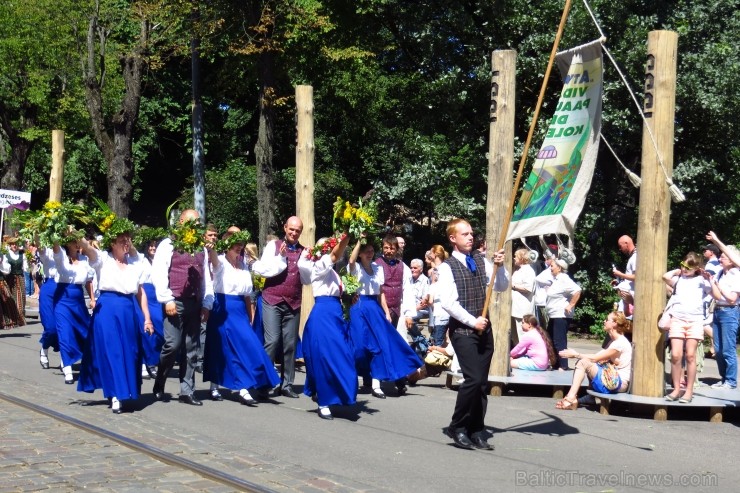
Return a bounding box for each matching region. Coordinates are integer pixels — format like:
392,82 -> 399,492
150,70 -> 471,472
481,0 -> 572,318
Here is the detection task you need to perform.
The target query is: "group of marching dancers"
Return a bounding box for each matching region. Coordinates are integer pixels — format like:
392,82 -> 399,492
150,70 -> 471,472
36,215 -> 424,419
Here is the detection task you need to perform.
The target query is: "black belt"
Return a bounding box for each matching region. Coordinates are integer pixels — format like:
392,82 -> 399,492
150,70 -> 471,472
453,326 -> 490,336
716,305 -> 738,310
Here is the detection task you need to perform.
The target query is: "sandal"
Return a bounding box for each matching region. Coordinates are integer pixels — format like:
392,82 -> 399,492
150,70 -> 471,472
555,397 -> 578,410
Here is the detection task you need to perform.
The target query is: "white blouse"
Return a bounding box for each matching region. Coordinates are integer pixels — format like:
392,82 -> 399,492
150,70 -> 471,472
351,261 -> 383,296
54,248 -> 93,285
90,250 -> 144,295
213,255 -> 253,297
299,254 -> 341,297
39,248 -> 58,279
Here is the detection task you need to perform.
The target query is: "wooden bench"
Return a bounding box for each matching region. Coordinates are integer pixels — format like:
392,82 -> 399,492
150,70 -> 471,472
445,369 -> 587,398
587,386 -> 740,422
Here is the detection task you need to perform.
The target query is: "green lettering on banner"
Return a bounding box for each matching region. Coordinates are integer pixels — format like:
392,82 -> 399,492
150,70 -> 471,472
546,125 -> 584,139
550,114 -> 569,125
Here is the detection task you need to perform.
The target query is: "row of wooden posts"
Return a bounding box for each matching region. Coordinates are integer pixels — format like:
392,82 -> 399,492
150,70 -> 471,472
48,31 -> 677,411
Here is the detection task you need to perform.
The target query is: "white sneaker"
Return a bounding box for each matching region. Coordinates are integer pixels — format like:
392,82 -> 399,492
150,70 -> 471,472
711,381 -> 726,389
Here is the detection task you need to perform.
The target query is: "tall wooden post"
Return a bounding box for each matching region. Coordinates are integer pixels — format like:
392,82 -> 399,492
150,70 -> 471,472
486,50 -> 516,393
295,85 -> 316,332
50,130 -> 65,202
631,31 -> 678,415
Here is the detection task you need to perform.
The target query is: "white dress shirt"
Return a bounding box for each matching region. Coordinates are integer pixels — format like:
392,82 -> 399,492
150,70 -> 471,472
251,239 -> 289,278
437,250 -> 510,328
150,238 -> 214,310
39,248 -> 58,280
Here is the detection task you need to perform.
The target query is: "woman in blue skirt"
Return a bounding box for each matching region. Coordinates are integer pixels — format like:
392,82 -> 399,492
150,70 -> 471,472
37,247 -> 59,369
53,238 -> 95,384
133,238 -> 165,380
77,222 -> 154,414
204,232 -> 280,405
348,238 -> 423,398
299,233 -> 356,420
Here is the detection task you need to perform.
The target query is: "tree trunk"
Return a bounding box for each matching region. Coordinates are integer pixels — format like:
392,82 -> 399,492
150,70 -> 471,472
82,1 -> 147,218
255,48 -> 277,247
191,6 -> 206,222
0,102 -> 36,191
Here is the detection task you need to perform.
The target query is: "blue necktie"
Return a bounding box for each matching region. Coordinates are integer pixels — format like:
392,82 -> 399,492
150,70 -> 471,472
387,259 -> 398,266
286,242 -> 298,252
465,254 -> 477,272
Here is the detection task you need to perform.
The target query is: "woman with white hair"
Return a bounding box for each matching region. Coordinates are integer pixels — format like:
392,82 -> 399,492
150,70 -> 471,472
546,258 -> 581,370
511,248 -> 536,344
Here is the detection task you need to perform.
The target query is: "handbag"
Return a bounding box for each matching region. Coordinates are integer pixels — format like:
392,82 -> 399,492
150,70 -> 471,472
424,349 -> 452,369
658,278 -> 680,332
598,362 -> 620,391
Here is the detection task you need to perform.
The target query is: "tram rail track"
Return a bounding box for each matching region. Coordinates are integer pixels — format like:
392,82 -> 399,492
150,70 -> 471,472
0,389 -> 276,493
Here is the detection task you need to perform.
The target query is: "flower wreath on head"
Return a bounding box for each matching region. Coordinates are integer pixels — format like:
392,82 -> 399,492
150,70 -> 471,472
100,217 -> 136,250
215,230 -> 252,253
134,226 -> 169,251
170,219 -> 206,254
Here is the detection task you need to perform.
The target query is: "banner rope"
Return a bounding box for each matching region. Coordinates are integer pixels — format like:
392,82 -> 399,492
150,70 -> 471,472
582,0 -> 685,202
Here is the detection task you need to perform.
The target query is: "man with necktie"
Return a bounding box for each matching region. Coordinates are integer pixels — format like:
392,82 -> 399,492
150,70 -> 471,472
252,216 -> 306,398
437,219 -> 508,450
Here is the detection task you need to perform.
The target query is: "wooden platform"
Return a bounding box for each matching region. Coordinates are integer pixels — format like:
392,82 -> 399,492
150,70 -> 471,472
588,385 -> 740,422
446,369 -> 587,398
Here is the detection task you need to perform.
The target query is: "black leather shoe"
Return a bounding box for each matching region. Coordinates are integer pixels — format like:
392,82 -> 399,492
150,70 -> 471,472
238,394 -> 257,406
147,366 -> 158,380
318,409 -> 333,420
40,359 -> 50,370
371,388 -> 386,399
112,406 -> 123,414
210,390 -> 223,401
396,385 -> 407,396
152,383 -> 167,401
64,375 -> 74,385
281,386 -> 299,398
444,428 -> 475,450
470,434 -> 494,450
178,394 -> 203,406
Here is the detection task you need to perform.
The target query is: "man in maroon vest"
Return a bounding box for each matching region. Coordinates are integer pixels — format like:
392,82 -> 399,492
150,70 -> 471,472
375,235 -> 411,328
252,216 -> 305,398
151,209 -> 214,406
437,219 -> 508,450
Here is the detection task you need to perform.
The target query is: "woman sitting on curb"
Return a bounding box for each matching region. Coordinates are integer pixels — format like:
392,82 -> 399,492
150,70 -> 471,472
555,310 -> 632,410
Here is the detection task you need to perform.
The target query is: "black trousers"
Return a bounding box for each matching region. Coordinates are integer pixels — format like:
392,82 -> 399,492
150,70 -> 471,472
449,327 -> 494,435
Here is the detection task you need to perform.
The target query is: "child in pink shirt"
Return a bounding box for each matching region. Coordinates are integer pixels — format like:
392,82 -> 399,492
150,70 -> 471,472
510,314 -> 556,371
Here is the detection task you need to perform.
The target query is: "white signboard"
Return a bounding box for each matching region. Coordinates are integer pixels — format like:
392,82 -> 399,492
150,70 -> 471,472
0,189 -> 31,209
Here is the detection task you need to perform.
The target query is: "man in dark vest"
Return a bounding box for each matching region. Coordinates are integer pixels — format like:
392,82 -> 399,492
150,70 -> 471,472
375,234 -> 410,328
438,219 -> 508,450
151,209 -> 214,406
252,216 -> 305,398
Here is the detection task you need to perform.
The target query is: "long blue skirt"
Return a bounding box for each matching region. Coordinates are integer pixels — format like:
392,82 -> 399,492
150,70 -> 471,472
78,291 -> 143,400
54,283 -> 90,365
349,295 -> 423,382
302,296 -> 357,407
38,278 -> 59,351
204,293 -> 280,391
136,283 -> 164,367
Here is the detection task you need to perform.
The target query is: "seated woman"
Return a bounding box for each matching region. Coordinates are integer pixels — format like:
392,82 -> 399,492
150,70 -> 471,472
509,314 -> 556,371
555,310 -> 632,410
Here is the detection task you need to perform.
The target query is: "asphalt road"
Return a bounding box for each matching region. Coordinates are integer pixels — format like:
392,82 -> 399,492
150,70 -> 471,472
1,319 -> 738,492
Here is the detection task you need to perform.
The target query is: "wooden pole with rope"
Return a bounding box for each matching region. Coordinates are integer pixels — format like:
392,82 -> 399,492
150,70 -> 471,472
481,0 -> 573,319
